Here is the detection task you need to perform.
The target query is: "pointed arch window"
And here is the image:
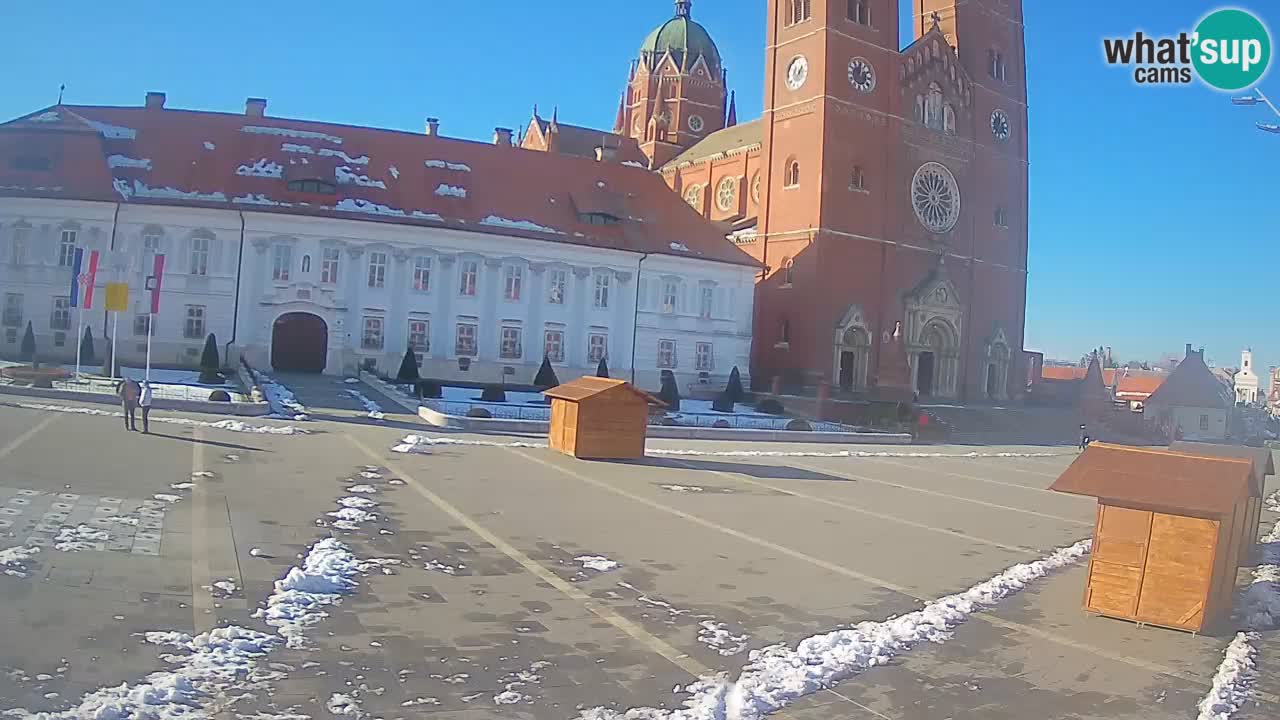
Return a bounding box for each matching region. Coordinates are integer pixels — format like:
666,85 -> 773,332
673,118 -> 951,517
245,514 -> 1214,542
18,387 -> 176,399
914,95 -> 926,124
925,83 -> 944,129
988,49 -> 1007,82
784,158 -> 801,188
850,166 -> 866,191
779,319 -> 791,344
781,257 -> 795,286
848,0 -> 870,25
943,103 -> 956,135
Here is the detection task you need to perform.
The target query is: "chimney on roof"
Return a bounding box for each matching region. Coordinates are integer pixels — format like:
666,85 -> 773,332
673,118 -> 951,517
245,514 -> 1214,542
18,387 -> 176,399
493,127 -> 514,146
594,135 -> 621,162
1186,343 -> 1193,358
425,117 -> 440,136
245,97 -> 267,117
145,91 -> 166,110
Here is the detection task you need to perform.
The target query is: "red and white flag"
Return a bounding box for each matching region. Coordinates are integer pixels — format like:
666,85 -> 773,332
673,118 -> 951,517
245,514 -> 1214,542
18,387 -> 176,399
81,250 -> 101,309
147,254 -> 165,314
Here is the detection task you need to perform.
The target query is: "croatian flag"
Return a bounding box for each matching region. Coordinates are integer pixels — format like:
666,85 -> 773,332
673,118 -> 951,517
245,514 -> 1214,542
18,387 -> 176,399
69,249 -> 101,309
147,254 -> 165,314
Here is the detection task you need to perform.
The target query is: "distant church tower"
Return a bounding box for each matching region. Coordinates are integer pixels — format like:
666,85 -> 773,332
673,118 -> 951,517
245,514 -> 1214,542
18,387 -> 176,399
1235,348 -> 1260,405
619,0 -> 728,168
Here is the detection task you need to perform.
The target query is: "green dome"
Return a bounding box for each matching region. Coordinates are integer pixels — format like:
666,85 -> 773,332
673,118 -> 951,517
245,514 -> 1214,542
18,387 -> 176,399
639,1 -> 722,75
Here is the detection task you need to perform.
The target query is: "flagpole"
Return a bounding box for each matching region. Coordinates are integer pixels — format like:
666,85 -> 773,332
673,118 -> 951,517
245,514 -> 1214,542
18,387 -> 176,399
111,312 -> 119,380
74,306 -> 83,382
145,313 -> 153,384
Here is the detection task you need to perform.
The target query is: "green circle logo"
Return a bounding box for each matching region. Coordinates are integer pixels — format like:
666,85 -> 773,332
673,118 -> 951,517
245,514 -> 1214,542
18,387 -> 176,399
1193,8 -> 1272,90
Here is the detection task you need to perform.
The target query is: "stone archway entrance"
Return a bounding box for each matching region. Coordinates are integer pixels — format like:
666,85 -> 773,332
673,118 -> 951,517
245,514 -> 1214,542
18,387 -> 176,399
271,312 -> 328,373
917,351 -> 937,396
836,326 -> 871,391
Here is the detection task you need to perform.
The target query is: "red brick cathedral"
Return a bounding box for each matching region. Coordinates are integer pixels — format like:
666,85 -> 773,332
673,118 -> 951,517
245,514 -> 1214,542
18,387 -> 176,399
527,0 -> 1028,402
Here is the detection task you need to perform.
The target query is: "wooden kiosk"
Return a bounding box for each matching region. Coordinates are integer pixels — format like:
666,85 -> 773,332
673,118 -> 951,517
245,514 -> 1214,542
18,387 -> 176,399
544,377 -> 664,460
1049,442 -> 1263,633
1170,441 -> 1274,560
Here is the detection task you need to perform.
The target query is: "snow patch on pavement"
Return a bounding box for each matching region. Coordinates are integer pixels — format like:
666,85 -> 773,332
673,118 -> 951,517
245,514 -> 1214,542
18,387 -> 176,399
0,545 -> 39,577
253,538 -> 363,649
1197,633 -> 1260,720
661,484 -> 705,493
345,389 -> 385,420
251,371 -> 309,420
575,555 -> 620,572
391,434 -> 1066,458
698,621 -> 749,656
10,402 -> 308,434
53,525 -> 109,552
326,692 -> 362,716
582,539 -> 1092,720
346,484 -> 377,494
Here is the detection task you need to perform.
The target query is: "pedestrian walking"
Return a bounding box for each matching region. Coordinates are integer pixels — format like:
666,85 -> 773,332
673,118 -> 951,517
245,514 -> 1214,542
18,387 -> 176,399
118,378 -> 139,431
139,380 -> 153,434
1079,424 -> 1091,450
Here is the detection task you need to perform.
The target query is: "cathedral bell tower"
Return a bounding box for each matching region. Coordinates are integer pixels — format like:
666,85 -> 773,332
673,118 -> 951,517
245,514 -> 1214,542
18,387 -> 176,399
619,0 -> 728,168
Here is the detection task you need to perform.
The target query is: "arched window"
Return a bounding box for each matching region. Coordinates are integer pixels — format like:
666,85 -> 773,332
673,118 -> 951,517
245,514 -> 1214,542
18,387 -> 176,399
988,49 -> 1007,82
779,319 -> 791,343
781,257 -> 794,286
850,166 -> 865,191
784,158 -> 801,188
925,83 -> 943,129
914,95 -> 926,124
301,254 -> 311,274
943,104 -> 956,135
848,0 -> 870,25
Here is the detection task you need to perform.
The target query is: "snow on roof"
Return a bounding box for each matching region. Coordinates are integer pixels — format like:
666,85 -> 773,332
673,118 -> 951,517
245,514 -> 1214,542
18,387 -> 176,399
480,215 -> 563,235
242,125 -> 343,145
622,160 -> 647,168
669,242 -> 691,252
319,148 -> 368,166
107,155 -> 152,170
234,193 -> 290,207
335,166 -> 386,189
30,111 -> 60,123
282,143 -> 313,154
85,119 -> 137,140
388,166 -> 400,179
425,160 -> 471,172
435,184 -> 466,198
236,158 -> 284,179
203,141 -> 216,150
130,181 -> 227,203
334,198 -> 407,218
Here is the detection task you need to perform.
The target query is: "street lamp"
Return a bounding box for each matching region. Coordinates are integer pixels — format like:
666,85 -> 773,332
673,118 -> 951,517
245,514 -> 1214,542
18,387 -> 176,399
1231,88 -> 1280,133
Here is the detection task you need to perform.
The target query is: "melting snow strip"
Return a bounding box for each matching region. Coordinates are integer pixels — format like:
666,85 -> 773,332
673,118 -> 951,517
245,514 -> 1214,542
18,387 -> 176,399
0,545 -> 39,578
582,539 -> 1092,720
697,620 -> 749,656
1195,493 -> 1280,720
8,402 -> 308,434
391,434 -> 1067,458
253,537 -> 365,649
575,555 -> 620,572
345,389 -> 385,420
250,370 -> 310,420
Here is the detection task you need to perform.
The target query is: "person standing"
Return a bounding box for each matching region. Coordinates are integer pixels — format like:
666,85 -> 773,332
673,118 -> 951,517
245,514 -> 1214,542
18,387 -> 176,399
139,381 -> 153,434
117,378 -> 139,431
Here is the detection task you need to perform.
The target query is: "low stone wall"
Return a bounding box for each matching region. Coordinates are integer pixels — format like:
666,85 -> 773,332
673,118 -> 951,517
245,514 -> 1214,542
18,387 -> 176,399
416,404 -> 911,444
0,383 -> 270,416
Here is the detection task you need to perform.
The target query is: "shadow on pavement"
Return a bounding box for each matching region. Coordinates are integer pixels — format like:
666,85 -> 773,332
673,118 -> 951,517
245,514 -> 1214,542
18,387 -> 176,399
144,431 -> 269,453
610,456 -> 852,482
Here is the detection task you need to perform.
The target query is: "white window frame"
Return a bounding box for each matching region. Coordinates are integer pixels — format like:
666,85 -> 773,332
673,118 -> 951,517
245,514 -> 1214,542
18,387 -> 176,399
455,322 -> 478,357
321,248 -> 340,284
544,328 -> 565,363
408,319 -> 430,353
361,316 -> 384,350
547,269 -> 566,304
272,244 -> 292,282
413,255 -> 432,293
9,225 -> 29,265
142,231 -> 161,271
50,296 -> 70,331
2,293 -> 23,328
499,325 -> 523,360
58,229 -> 77,268
367,252 -> 387,288
459,260 -> 478,296
658,339 -> 678,369
695,342 -> 713,371
190,236 -> 210,276
661,280 -> 678,314
504,265 -> 523,302
134,313 -> 154,337
699,286 -> 714,319
587,332 -> 608,364
183,305 -> 206,339
593,273 -> 610,308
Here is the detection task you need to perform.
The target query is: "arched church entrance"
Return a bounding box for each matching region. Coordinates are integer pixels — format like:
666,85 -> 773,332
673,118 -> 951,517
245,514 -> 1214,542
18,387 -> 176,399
912,320 -> 959,399
836,326 -> 871,391
271,312 -> 328,373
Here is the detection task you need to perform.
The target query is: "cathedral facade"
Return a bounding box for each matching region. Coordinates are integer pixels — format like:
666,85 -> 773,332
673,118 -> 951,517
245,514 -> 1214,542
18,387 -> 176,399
550,0 -> 1030,401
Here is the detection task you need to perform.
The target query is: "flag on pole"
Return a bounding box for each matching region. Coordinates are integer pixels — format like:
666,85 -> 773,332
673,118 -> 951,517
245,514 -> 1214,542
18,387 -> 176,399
147,254 -> 166,314
69,248 -> 84,308
82,250 -> 100,309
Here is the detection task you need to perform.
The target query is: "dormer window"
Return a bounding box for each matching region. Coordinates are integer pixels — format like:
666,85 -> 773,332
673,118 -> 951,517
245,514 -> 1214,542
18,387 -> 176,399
287,179 -> 336,194
579,212 -> 621,226
11,156 -> 51,172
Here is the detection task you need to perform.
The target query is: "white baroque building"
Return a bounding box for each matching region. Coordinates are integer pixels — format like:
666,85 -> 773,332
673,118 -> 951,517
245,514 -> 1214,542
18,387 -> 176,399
1234,348 -> 1259,405
0,96 -> 757,391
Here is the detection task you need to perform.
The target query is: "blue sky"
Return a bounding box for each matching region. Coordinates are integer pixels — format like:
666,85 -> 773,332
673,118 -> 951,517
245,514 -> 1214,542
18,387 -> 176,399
3,1 -> 1275,380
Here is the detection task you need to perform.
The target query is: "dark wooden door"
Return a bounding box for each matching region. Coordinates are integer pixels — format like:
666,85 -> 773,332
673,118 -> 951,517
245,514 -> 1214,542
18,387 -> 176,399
271,313 -> 327,373
916,352 -> 935,396
839,351 -> 855,390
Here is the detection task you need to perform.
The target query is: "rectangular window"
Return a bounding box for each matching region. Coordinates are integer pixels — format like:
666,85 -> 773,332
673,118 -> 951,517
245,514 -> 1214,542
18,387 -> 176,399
787,0 -> 812,25
504,265 -> 523,301
658,339 -> 677,369
133,313 -> 153,337
994,206 -> 1008,228
594,273 -> 610,308
695,342 -> 713,371
413,256 -> 432,292
588,333 -> 608,363
408,319 -> 430,353
544,328 -> 565,362
848,0 -> 870,25
183,305 -> 206,339
699,286 -> 714,318
321,248 -> 340,284
455,322 -> 478,357
50,296 -> 70,331
459,260 -> 478,296
272,244 -> 292,281
500,326 -> 523,359
661,280 -> 678,314
547,269 -> 566,304
2,293 -> 21,328
1199,414 -> 1210,432
142,231 -> 161,271
9,225 -> 29,265
361,316 -> 384,350
367,252 -> 387,288
58,229 -> 77,267
190,236 -> 210,276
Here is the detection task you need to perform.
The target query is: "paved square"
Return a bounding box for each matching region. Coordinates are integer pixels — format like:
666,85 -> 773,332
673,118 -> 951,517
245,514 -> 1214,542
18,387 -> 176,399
0,398 -> 1275,719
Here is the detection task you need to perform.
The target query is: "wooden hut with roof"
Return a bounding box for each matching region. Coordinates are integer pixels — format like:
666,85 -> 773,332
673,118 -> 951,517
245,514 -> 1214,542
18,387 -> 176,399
544,377 -> 664,460
1169,441 -> 1274,559
1050,442 -> 1265,633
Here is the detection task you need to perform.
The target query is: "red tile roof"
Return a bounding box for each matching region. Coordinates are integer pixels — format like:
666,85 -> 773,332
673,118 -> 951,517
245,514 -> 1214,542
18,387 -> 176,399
0,103 -> 757,268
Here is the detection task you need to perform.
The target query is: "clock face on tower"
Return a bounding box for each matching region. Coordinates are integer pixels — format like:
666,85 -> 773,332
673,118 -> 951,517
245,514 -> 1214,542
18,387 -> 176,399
786,56 -> 809,91
847,58 -> 875,93
991,110 -> 1011,141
